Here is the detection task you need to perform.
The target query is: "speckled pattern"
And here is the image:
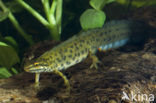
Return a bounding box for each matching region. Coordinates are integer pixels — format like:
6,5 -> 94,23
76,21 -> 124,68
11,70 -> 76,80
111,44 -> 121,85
24,20 -> 148,73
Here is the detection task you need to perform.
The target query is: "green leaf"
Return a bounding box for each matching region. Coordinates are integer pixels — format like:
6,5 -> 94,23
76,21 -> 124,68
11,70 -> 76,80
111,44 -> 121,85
11,67 -> 19,74
90,0 -> 115,10
4,36 -> 17,46
0,11 -> 9,22
90,0 -> 106,10
4,36 -> 19,51
0,42 -> 20,68
0,67 -> 12,78
0,41 -> 8,46
80,9 -> 106,30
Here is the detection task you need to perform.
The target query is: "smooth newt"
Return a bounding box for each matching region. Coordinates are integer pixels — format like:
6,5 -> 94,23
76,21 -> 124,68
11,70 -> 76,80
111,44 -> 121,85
24,20 -> 148,91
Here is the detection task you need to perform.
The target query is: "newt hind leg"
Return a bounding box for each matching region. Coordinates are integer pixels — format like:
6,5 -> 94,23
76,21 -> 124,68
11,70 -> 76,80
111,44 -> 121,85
89,52 -> 101,69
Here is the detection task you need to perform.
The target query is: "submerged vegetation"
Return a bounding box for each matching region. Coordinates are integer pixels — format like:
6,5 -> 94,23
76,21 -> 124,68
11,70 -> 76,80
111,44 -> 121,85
0,0 -> 156,78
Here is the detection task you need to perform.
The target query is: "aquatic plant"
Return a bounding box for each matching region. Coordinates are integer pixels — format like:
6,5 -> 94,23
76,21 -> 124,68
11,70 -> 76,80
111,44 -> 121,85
16,0 -> 63,41
0,0 -> 63,78
0,0 -> 34,45
80,0 -> 115,30
0,0 -> 155,78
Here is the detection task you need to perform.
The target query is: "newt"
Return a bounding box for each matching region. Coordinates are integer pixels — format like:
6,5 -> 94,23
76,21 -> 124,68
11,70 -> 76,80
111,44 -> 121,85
24,20 -> 148,91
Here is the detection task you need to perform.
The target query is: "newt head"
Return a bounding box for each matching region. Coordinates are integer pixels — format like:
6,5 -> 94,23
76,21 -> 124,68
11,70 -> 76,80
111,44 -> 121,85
24,60 -> 50,73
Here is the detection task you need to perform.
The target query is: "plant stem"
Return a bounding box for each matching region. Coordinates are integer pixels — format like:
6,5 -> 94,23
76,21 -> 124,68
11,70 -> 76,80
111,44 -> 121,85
49,0 -> 57,25
42,0 -> 50,21
50,0 -> 57,15
48,0 -> 63,40
56,0 -> 63,34
49,26 -> 60,41
16,0 -> 49,27
45,0 -> 61,40
8,13 -> 34,45
16,0 -> 62,41
0,0 -> 34,45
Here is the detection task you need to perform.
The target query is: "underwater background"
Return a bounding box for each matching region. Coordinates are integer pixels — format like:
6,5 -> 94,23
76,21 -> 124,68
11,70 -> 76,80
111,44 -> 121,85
0,0 -> 156,103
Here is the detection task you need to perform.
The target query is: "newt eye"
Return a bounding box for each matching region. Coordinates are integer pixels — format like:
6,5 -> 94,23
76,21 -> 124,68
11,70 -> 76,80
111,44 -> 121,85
34,62 -> 39,66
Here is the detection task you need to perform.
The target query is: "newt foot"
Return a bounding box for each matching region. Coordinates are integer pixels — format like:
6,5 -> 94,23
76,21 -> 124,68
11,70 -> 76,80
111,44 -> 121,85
89,54 -> 101,69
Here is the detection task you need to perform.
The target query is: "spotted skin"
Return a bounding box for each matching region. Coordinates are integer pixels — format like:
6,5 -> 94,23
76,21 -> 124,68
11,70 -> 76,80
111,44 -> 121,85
24,20 -> 148,90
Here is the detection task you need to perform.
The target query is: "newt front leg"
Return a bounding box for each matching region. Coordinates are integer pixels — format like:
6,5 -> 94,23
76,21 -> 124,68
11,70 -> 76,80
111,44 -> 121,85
53,70 -> 70,92
34,71 -> 70,92
34,73 -> 40,90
